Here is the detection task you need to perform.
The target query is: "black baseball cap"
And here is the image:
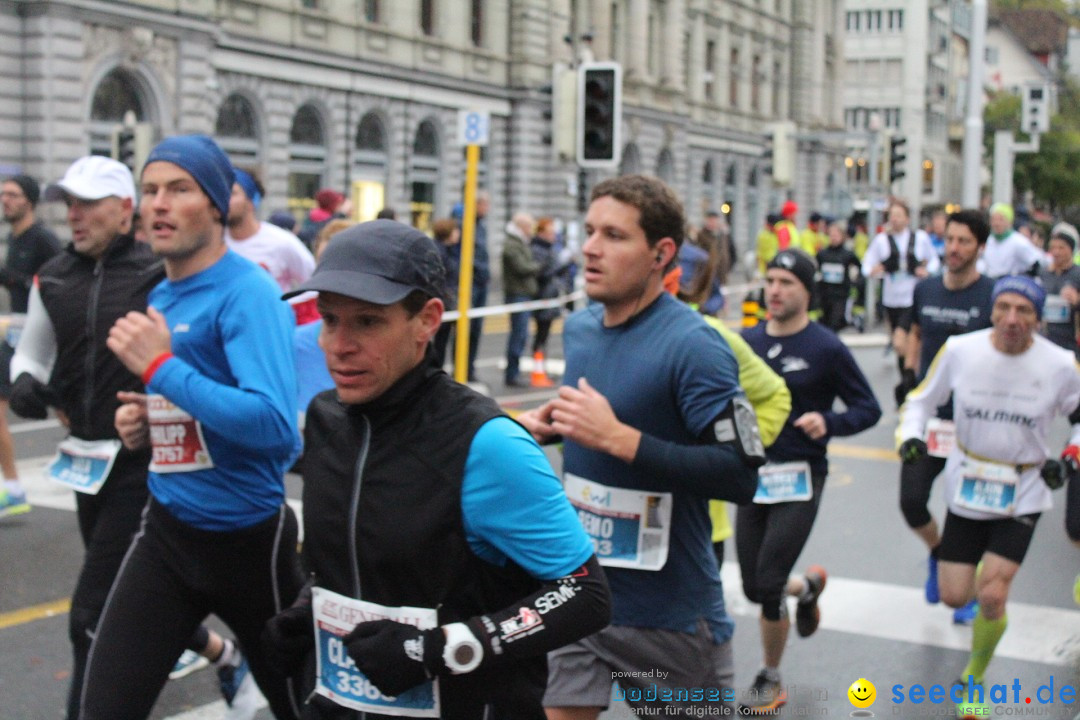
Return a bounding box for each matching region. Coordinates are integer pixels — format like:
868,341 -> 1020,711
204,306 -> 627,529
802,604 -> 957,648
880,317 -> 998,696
283,219 -> 446,304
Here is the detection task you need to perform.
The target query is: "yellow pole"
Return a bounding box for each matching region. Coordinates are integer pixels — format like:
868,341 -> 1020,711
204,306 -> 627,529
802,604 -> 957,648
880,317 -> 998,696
454,144 -> 480,383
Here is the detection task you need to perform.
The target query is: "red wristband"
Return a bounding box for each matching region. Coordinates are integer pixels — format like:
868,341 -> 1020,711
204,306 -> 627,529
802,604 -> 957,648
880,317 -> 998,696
141,352 -> 174,385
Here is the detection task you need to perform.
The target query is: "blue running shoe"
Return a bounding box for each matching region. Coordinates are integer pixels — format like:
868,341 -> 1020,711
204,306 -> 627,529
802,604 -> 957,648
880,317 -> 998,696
219,651 -> 266,720
953,599 -> 978,625
926,552 -> 940,604
0,488 -> 30,520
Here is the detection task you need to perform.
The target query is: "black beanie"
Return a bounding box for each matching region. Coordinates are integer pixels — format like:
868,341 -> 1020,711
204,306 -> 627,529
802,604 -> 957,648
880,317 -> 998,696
767,249 -> 817,294
7,174 -> 39,207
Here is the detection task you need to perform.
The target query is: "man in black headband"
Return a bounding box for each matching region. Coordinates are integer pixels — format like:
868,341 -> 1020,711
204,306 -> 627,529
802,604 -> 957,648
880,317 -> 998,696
737,248 -> 881,714
0,173 -> 60,519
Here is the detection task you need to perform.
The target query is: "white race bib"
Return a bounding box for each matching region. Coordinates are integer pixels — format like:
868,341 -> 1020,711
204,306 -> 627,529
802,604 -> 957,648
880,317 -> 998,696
311,588 -> 439,717
954,457 -> 1018,516
1044,295 -> 1071,324
147,394 -> 214,473
754,461 -> 813,504
563,474 -> 671,571
925,419 -> 956,459
47,438 -> 122,495
820,262 -> 845,285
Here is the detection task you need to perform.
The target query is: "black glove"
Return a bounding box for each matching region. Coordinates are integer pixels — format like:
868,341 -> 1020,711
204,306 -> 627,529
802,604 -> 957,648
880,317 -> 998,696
343,620 -> 445,698
262,584 -> 314,676
1041,460 -> 1067,490
9,372 -> 55,419
893,368 -> 917,407
899,438 -> 928,464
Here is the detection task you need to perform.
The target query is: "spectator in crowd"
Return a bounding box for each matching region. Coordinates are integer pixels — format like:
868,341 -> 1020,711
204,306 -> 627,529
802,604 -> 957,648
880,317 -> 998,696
529,217 -> 569,386
267,210 -> 298,234
1038,222 -> 1080,357
375,207 -> 397,220
501,211 -> 538,388
430,217 -> 460,369
298,188 -> 346,248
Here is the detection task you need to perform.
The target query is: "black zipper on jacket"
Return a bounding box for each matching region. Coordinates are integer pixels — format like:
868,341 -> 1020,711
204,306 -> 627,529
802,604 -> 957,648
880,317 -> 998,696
83,257 -> 105,428
349,414 -> 371,599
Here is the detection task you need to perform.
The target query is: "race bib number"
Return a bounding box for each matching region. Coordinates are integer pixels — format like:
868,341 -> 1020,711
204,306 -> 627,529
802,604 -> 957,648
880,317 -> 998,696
925,419 -> 956,459
563,474 -> 671,571
954,458 -> 1018,516
820,262 -> 845,285
1044,295 -> 1071,324
47,438 -> 122,495
754,462 -> 813,504
311,588 -> 439,717
147,394 -> 214,473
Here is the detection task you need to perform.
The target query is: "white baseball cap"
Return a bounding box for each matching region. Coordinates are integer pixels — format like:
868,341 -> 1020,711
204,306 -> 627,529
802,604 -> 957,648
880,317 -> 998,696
44,156 -> 136,202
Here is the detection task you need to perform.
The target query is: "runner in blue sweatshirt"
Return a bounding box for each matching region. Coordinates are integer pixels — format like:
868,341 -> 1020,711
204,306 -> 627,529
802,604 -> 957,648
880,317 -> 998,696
79,135 -> 305,720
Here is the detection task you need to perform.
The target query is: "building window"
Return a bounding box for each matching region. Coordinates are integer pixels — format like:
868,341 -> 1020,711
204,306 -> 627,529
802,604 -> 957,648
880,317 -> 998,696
888,9 -> 903,31
922,158 -> 934,195
421,0 -> 435,36
619,143 -> 641,175
411,119 -> 441,230
751,55 -> 761,112
729,48 -> 739,107
215,93 -> 261,166
89,68 -> 149,156
986,46 -> 999,64
656,148 -> 674,184
846,11 -> 860,32
471,0 -> 483,46
364,0 -> 379,22
704,40 -> 716,101
611,2 -> 624,65
772,60 -> 782,116
301,0 -> 318,8
288,104 -> 327,210
647,4 -> 658,77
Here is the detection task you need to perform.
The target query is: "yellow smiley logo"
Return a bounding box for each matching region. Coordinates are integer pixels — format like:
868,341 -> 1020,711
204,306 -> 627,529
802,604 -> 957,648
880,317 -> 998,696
848,678 -> 876,709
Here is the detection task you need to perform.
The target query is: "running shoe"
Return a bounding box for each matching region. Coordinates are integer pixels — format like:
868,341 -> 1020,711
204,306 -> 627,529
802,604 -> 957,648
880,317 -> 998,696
795,565 -> 827,638
219,651 -> 266,720
926,552 -> 940,604
952,599 -> 978,625
169,649 -> 209,679
0,488 -> 30,519
738,669 -> 787,715
954,675 -> 990,717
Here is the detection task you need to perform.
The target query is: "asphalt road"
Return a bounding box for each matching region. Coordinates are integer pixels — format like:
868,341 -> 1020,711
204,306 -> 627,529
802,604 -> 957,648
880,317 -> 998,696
2,323 -> 1078,720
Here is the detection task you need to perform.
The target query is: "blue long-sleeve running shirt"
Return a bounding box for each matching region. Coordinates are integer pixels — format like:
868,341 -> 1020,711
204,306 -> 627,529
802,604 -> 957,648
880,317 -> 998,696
144,251 -> 300,530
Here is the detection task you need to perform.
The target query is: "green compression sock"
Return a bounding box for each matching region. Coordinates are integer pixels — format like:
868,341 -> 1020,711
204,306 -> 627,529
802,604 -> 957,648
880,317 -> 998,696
961,610 -> 1007,683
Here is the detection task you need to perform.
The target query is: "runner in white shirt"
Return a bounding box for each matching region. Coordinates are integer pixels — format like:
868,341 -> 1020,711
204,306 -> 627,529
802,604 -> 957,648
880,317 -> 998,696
225,168 -> 318,324
861,199 -> 940,404
897,274 -> 1080,696
981,203 -> 1046,278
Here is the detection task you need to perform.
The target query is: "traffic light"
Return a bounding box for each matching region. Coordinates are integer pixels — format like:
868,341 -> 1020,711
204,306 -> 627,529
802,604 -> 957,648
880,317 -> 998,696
110,122 -> 154,175
1021,84 -> 1049,135
576,62 -> 622,167
889,135 -> 907,183
115,127 -> 136,170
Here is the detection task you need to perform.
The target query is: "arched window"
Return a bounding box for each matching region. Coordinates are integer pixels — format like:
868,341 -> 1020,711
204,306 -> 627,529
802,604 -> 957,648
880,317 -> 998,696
619,143 -> 641,176
215,93 -> 261,166
656,149 -> 675,184
288,104 -> 328,209
410,119 -> 441,230
354,112 -> 390,219
701,158 -> 715,215
89,68 -> 148,156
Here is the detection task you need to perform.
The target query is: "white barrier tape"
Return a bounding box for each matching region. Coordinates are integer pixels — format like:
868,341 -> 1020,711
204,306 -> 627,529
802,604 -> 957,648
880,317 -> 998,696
442,280 -> 764,322
442,291 -> 587,322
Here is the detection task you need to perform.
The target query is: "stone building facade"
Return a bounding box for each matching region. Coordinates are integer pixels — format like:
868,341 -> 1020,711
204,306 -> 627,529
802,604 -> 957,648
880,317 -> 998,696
2,0 -> 846,283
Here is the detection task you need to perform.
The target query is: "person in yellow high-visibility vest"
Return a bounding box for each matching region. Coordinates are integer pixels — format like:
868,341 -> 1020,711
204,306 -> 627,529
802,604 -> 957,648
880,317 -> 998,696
704,318 -> 791,568
756,214 -> 781,276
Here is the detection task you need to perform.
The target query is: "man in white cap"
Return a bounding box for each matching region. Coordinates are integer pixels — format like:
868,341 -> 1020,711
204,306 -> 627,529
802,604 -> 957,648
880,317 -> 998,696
9,155 -> 165,720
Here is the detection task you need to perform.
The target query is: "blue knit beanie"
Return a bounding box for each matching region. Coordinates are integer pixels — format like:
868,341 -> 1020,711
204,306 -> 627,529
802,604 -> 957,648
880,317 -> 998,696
991,275 -> 1046,319
143,135 -> 234,224
233,167 -> 261,209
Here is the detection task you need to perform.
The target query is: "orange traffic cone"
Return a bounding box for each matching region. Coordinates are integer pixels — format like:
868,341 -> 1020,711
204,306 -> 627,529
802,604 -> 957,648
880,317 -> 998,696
531,351 -> 555,387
